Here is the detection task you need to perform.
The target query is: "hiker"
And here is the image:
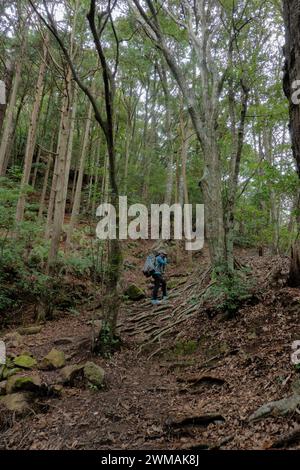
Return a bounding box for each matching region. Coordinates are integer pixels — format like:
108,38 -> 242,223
142,249 -> 168,305
151,250 -> 168,305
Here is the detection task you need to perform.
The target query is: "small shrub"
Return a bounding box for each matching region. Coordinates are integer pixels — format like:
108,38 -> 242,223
204,266 -> 253,318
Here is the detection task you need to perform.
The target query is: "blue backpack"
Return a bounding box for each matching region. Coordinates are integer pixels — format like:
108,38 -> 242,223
142,254 -> 157,277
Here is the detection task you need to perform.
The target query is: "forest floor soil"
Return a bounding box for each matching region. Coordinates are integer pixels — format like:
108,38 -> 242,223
1,244 -> 300,450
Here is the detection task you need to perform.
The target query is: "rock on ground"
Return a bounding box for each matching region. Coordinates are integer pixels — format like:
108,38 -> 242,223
18,326 -> 42,336
124,284 -> 146,301
6,374 -> 42,394
60,364 -> 84,385
40,349 -> 65,370
0,392 -> 31,415
13,355 -> 37,369
83,362 -> 105,389
3,332 -> 23,348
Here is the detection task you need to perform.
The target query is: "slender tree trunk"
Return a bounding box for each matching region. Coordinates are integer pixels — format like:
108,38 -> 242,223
45,106 -> 64,239
179,113 -> 192,208
0,57 -> 23,176
62,83 -> 78,216
31,147 -> 41,189
70,168 -> 78,207
263,126 -> 280,254
38,155 -> 53,219
123,119 -> 132,195
200,135 -> 226,266
225,77 -> 249,271
0,60 -> 13,135
101,151 -> 109,203
91,139 -> 101,215
15,34 -> 48,224
1,89 -> 26,173
158,64 -> 174,206
66,96 -> 93,247
47,67 -> 72,268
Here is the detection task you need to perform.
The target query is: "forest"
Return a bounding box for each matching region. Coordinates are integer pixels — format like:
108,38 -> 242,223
0,0 -> 300,454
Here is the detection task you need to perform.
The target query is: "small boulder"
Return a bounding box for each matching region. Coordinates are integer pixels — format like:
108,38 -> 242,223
60,364 -> 84,385
6,374 -> 42,394
13,355 -> 37,369
18,326 -> 42,336
83,361 -> 105,389
40,349 -> 65,370
249,394 -> 300,421
124,284 -> 145,301
0,392 -> 31,415
3,331 -> 22,348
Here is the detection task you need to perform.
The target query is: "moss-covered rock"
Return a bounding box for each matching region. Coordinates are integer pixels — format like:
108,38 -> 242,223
124,284 -> 145,301
13,355 -> 37,369
40,349 -> 65,370
83,361 -> 105,389
18,326 -> 42,336
6,374 -> 41,394
60,364 -> 84,385
3,332 -> 22,348
0,392 -> 31,415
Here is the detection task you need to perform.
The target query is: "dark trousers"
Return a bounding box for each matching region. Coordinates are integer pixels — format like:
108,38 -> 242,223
152,273 -> 167,300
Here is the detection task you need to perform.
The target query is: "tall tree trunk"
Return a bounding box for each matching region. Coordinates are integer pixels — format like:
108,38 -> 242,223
0,56 -> 23,176
15,34 -> 48,224
3,86 -> 27,173
200,135 -> 226,266
123,119 -> 132,195
62,82 -> 78,216
47,67 -> 72,269
38,155 -> 53,220
179,112 -> 192,208
31,147 -> 41,189
283,0 -> 300,286
158,64 -> 174,206
225,77 -> 249,271
142,71 -> 157,202
0,60 -> 13,135
263,126 -> 280,254
45,105 -> 65,239
66,96 -> 93,247
91,138 -> 101,215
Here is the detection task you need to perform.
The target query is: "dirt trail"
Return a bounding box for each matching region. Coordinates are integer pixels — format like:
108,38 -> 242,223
1,248 -> 300,449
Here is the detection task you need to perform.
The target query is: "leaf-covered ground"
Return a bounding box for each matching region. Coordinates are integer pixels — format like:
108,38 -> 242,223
1,243 -> 300,450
